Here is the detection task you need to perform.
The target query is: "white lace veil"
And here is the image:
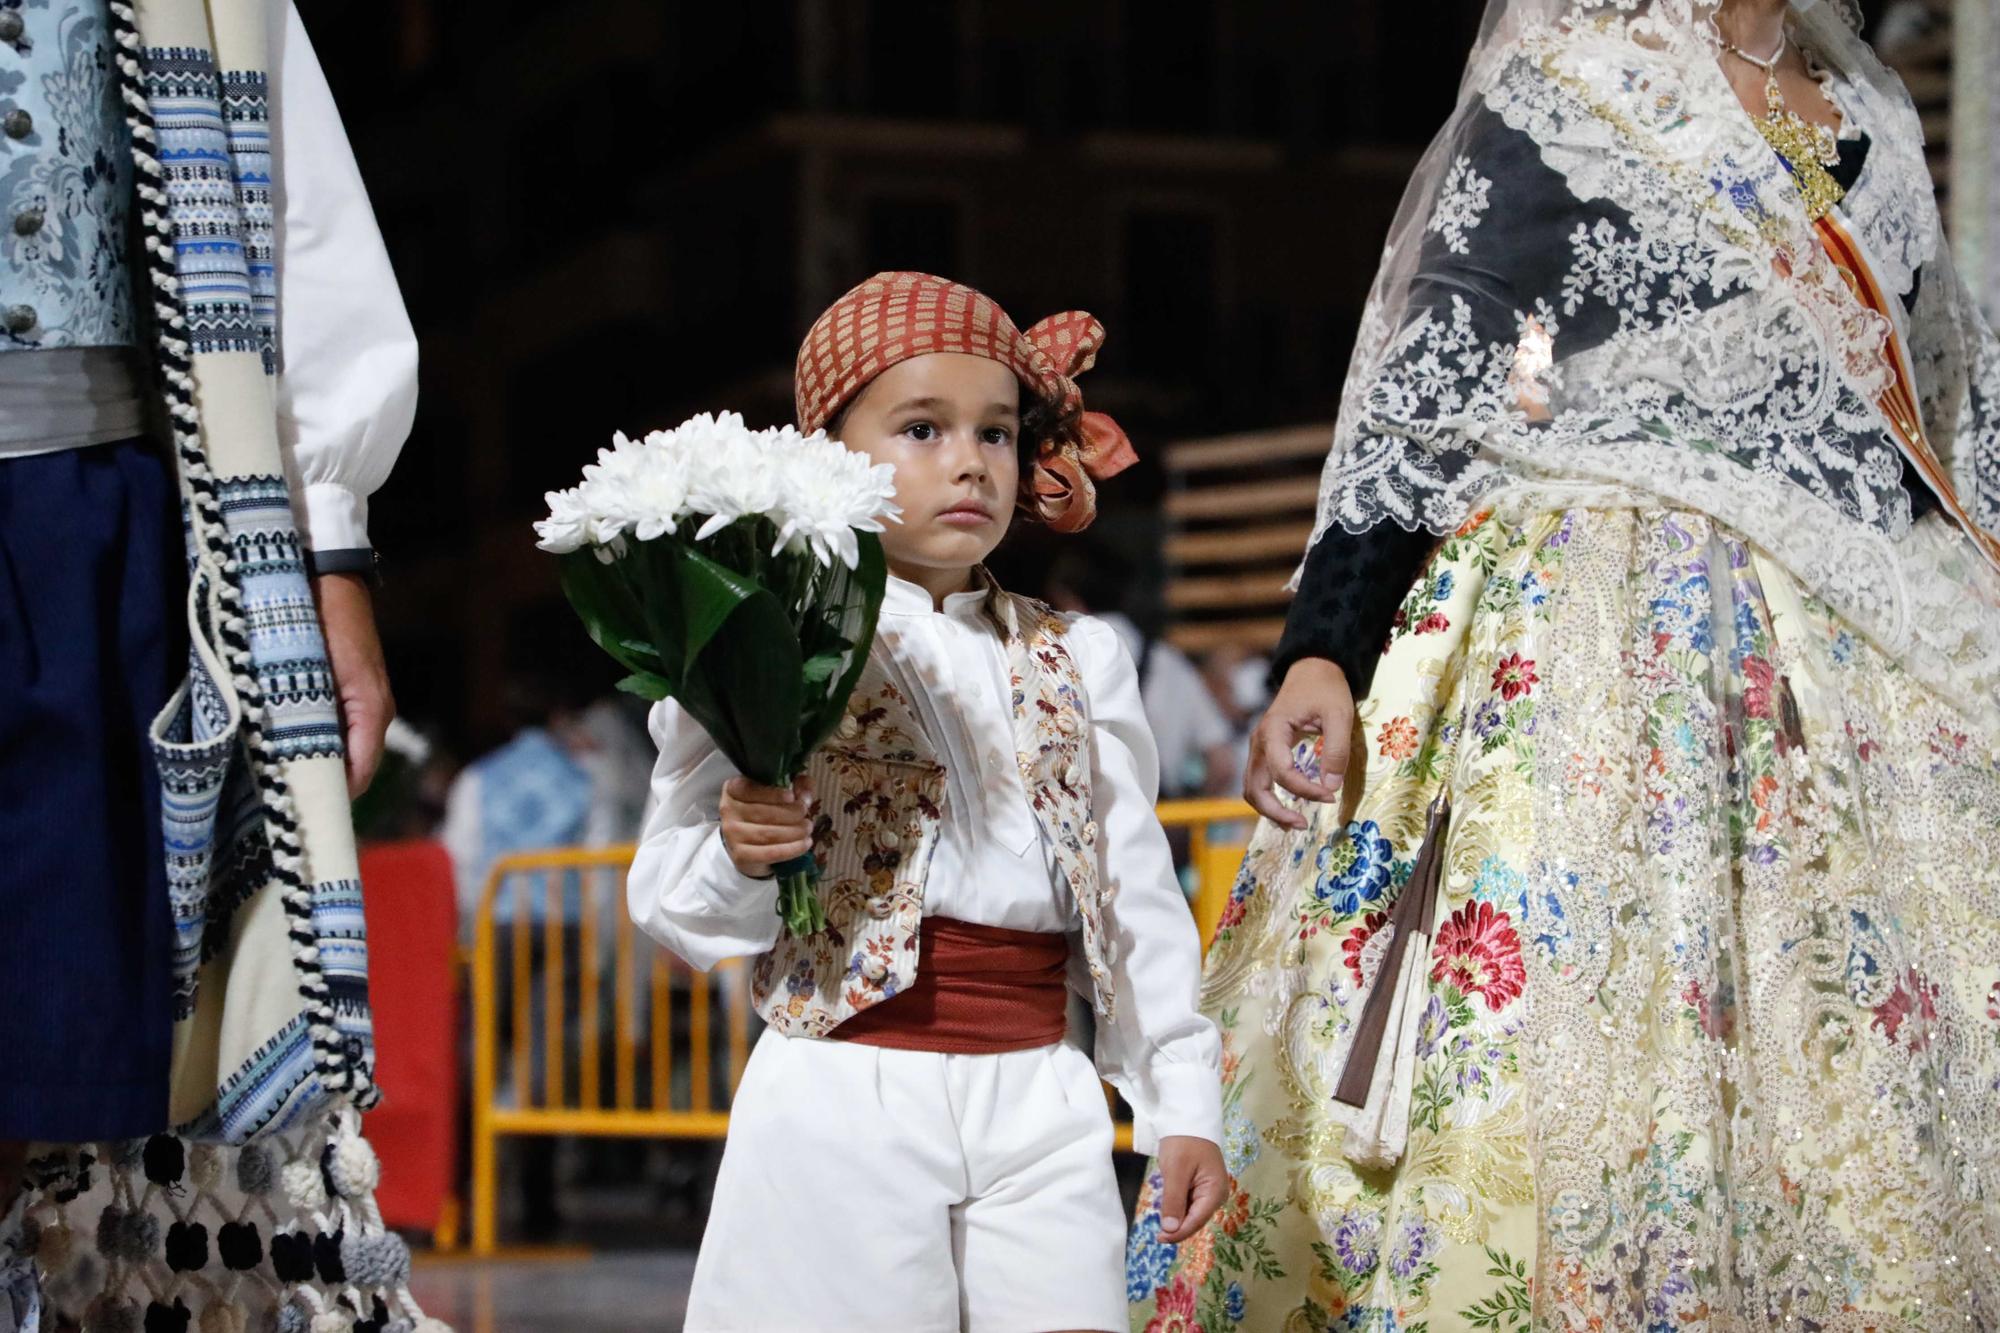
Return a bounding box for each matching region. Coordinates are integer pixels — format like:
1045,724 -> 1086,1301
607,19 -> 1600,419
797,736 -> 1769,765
1303,0 -> 2000,725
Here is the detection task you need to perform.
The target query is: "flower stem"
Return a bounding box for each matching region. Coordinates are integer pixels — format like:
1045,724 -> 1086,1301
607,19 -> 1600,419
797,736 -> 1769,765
775,865 -> 824,938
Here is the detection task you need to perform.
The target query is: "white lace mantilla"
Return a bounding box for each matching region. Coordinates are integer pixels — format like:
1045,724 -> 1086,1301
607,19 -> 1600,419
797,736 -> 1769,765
1301,0 -> 2000,725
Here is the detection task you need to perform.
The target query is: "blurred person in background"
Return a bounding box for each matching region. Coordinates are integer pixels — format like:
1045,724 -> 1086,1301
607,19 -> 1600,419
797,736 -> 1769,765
349,716 -> 453,843
439,660 -> 651,1240
1045,543 -> 1238,800
440,665 -> 654,926
1195,642 -> 1272,800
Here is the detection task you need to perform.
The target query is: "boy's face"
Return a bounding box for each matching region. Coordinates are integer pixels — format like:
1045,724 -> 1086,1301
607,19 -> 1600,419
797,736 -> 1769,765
833,352 -> 1021,583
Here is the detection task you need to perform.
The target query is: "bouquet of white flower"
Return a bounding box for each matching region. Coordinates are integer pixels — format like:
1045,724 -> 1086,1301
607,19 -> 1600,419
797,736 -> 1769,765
536,412 -> 901,936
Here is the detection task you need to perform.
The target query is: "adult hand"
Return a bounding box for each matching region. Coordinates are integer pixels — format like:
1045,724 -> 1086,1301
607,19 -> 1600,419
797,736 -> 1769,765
1154,1135 -> 1230,1245
313,572 -> 396,797
1243,656 -> 1351,829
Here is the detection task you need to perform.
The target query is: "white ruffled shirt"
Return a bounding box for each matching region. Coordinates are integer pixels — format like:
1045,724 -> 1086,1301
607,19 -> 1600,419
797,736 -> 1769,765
270,1 -> 417,552
627,574 -> 1224,1149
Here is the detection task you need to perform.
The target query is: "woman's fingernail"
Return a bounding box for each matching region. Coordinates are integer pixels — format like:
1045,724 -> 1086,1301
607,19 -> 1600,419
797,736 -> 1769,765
1161,1217 -> 1182,1231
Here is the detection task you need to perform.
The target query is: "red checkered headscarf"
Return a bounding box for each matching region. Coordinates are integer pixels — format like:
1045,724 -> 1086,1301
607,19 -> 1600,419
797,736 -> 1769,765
795,271 -> 1138,534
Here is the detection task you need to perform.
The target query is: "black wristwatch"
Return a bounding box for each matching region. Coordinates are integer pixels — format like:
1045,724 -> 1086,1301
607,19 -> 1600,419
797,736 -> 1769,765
305,547 -> 383,587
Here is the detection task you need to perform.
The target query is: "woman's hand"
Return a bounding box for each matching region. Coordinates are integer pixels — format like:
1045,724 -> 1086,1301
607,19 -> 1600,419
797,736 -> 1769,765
719,776 -> 815,879
1154,1136 -> 1230,1245
1243,657 -> 1352,829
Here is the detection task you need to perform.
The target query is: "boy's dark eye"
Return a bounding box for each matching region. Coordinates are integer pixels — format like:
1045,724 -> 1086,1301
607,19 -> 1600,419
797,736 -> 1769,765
903,422 -> 937,442
981,427 -> 1014,446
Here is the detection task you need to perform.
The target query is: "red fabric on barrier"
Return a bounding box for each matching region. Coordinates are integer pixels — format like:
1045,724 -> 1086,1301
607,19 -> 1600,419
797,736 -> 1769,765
358,839 -> 460,1233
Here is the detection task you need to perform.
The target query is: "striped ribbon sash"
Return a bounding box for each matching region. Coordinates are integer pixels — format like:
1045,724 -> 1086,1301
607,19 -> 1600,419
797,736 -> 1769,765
1815,212 -> 2000,572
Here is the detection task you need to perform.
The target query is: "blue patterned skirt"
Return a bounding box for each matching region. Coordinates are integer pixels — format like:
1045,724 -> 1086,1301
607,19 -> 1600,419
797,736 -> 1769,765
0,437 -> 179,1139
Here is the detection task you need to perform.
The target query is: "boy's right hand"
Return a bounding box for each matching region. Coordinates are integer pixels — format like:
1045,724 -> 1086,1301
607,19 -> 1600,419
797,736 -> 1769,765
720,776 -> 816,879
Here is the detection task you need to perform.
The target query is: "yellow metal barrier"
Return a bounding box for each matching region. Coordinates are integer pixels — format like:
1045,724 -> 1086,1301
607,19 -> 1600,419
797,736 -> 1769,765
468,800 -> 1253,1253
1167,797 -> 1257,951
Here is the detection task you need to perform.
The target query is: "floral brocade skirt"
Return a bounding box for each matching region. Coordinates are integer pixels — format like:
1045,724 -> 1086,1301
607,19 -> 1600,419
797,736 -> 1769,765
1127,507 -> 2000,1333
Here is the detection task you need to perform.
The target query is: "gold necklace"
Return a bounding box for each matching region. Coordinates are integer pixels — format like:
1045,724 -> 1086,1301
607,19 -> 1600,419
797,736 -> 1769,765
1722,31 -> 1847,220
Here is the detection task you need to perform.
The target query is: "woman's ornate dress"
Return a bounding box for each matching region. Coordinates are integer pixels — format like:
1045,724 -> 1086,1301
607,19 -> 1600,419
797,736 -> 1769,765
1129,3 -> 2000,1330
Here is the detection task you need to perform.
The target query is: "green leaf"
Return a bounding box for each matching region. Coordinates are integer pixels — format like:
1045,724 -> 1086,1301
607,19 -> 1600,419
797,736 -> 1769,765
670,544 -> 768,672
674,544 -> 805,781
558,551 -> 672,683
1461,1247 -> 1533,1331
616,672 -> 673,701
798,533 -> 888,752
1309,1241 -> 1342,1283
555,529 -> 889,792
800,651 -> 845,690
1411,1066 -> 1450,1134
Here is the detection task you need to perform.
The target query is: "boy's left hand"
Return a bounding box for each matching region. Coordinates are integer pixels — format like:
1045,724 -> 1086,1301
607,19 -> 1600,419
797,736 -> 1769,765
1155,1136 -> 1230,1244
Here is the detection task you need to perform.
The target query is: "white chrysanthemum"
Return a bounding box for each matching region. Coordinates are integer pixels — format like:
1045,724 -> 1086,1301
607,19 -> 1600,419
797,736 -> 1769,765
599,435 -> 692,542
567,429 -> 656,547
534,485 -> 592,553
579,429 -> 650,494
540,412 -> 898,566
540,427 -> 695,550
574,473 -> 636,546
686,418 -> 785,541
770,429 -> 902,569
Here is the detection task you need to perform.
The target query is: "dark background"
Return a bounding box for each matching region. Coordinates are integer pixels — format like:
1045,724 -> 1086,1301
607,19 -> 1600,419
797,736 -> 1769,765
306,0 -> 1897,759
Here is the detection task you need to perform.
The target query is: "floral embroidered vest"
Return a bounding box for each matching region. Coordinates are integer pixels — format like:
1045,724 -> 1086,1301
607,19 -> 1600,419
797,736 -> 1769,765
750,588 -> 1119,1037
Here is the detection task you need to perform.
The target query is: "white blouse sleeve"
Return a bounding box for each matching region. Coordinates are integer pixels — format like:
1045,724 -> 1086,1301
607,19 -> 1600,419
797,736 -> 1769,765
1068,614 -> 1225,1152
625,699 -> 783,971
268,1 -> 419,554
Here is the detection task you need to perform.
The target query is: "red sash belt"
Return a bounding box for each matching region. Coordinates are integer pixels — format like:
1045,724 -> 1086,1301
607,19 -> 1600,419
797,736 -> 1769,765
830,917 -> 1070,1055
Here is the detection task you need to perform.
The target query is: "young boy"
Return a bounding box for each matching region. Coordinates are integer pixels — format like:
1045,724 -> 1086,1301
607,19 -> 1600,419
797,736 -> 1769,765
628,272 -> 1226,1332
